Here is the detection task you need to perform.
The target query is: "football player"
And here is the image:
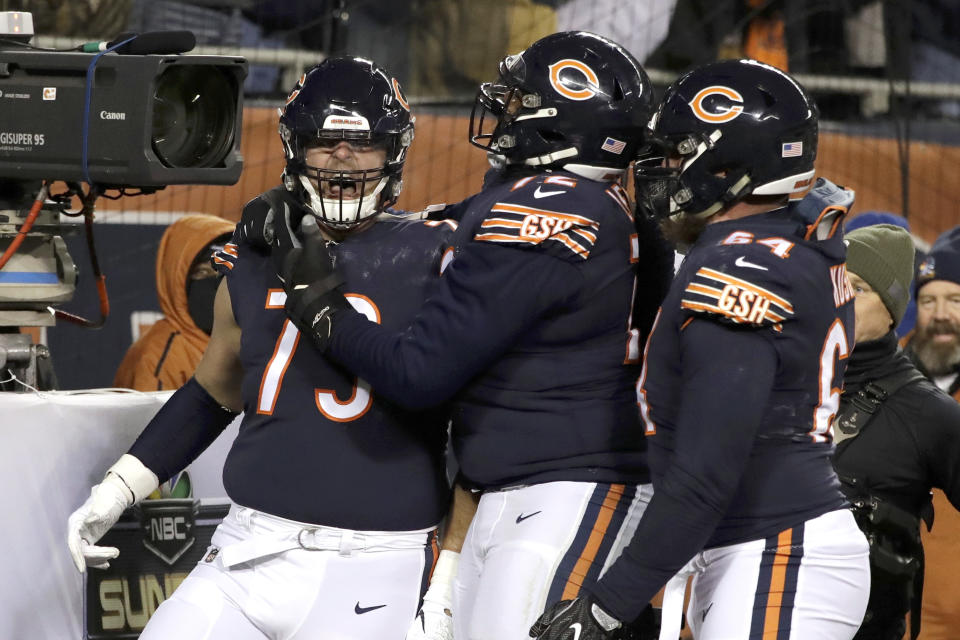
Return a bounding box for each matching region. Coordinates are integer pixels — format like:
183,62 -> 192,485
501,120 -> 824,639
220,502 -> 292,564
66,57 -> 455,639
531,60 -> 871,640
270,31 -> 673,639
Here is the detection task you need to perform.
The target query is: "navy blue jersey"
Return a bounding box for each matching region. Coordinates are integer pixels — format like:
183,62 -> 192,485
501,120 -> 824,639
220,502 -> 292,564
212,214 -> 455,530
590,207 -> 855,621
328,171 -> 651,489
643,210 -> 851,547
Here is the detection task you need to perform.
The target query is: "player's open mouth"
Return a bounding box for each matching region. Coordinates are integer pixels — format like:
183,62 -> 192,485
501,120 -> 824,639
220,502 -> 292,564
325,178 -> 359,200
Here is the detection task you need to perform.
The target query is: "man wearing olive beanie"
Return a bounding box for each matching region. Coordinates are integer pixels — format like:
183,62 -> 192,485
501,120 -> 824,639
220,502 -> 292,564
833,224 -> 960,640
845,224 -> 915,340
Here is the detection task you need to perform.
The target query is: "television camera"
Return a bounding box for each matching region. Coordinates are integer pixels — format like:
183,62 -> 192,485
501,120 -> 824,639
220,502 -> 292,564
0,11 -> 247,389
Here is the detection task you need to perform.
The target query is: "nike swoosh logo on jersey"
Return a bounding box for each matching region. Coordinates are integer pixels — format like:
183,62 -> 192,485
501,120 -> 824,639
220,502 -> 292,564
569,622 -> 582,640
516,510 -> 542,523
355,602 -> 387,614
534,186 -> 565,198
734,256 -> 768,271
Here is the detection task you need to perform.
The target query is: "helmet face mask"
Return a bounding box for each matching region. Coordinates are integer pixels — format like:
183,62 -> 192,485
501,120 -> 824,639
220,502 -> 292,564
637,59 -> 819,222
278,57 -> 414,229
293,135 -> 391,227
470,81 -> 534,153
469,31 -> 654,181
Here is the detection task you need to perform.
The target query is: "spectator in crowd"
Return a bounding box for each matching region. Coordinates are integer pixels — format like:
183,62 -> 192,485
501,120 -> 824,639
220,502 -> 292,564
901,225 -> 960,638
846,210 -> 928,337
408,0 -> 557,97
832,224 -> 960,640
113,214 -> 234,391
26,0 -> 130,38
555,0 -> 677,64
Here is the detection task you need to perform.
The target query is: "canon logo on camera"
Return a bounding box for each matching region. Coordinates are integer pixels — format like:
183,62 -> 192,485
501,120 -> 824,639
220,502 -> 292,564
99,110 -> 126,120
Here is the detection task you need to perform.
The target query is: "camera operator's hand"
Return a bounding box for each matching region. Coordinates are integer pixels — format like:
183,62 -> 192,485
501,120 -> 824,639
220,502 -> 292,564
279,216 -> 352,352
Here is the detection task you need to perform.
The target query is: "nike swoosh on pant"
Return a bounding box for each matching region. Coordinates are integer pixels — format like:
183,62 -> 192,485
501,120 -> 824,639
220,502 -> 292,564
355,602 -> 387,614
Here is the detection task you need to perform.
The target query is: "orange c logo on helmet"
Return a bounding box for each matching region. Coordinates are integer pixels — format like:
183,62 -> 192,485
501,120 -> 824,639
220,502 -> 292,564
285,72 -> 307,106
548,59 -> 600,101
392,77 -> 410,112
689,86 -> 744,123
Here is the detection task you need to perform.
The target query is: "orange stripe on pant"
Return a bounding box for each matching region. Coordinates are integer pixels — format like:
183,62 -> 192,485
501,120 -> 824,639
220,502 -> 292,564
761,528 -> 793,639
560,483 -> 625,600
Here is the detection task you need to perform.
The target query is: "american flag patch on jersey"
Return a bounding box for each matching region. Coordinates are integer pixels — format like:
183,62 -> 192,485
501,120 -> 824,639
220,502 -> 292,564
601,137 -> 627,154
475,202 -> 599,260
681,266 -> 794,327
212,242 -> 239,273
781,141 -> 803,158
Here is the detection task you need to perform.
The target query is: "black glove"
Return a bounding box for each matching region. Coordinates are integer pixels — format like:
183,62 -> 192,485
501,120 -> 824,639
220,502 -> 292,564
237,195 -> 274,250
530,596 -> 622,640
279,215 -> 351,352
237,187 -> 307,252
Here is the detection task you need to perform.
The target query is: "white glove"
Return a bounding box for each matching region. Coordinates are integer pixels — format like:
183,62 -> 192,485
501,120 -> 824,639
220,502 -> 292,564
67,454 -> 159,573
406,550 -> 459,640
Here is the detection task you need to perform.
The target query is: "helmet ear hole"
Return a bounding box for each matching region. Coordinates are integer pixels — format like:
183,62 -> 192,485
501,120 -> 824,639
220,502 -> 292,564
758,86 -> 777,108
612,78 -> 625,101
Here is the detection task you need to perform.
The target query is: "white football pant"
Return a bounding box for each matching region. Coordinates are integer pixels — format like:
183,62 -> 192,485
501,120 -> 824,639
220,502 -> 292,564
139,504 -> 437,640
679,508 -> 870,640
453,481 -> 653,640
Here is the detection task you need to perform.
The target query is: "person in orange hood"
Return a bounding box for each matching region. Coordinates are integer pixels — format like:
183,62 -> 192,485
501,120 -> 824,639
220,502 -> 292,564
113,214 -> 235,391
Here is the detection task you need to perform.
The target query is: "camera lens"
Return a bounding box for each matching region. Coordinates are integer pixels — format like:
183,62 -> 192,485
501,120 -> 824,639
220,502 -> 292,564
151,66 -> 238,168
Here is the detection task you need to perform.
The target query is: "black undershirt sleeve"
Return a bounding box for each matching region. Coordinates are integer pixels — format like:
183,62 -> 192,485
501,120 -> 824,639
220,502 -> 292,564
588,318 -> 778,622
327,241 -> 582,410
127,377 -> 238,483
922,394 -> 960,511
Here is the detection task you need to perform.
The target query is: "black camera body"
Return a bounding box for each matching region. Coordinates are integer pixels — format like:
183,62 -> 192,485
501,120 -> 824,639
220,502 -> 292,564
0,49 -> 246,187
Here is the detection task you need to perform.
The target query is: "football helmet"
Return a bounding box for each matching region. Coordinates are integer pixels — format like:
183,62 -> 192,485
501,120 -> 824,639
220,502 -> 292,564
636,59 -> 818,220
469,31 -> 653,181
278,56 -> 414,228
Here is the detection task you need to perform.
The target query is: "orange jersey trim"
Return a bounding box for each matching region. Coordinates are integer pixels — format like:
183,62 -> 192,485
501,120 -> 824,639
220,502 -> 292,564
491,202 -> 598,229
695,267 -> 794,313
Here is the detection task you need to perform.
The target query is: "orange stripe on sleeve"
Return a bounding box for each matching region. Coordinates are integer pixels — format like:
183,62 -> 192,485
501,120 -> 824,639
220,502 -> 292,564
474,233 -> 538,245
551,234 -> 590,258
685,282 -> 724,298
696,267 -> 794,312
491,203 -> 598,228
